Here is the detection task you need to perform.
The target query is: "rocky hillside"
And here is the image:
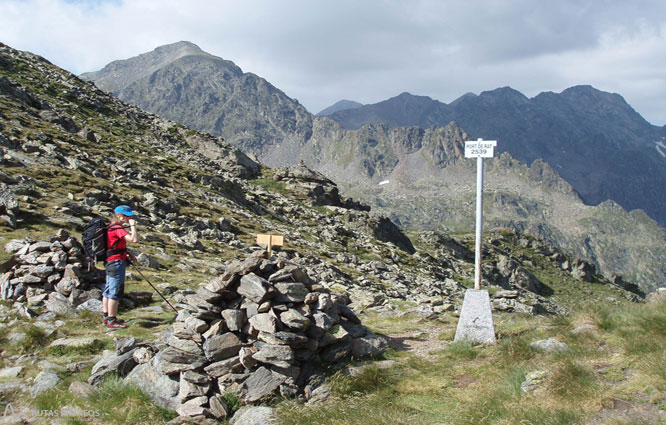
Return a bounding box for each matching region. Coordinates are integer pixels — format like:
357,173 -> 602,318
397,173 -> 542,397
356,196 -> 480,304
79,42 -> 666,292
326,88 -> 666,227
0,41 -> 642,319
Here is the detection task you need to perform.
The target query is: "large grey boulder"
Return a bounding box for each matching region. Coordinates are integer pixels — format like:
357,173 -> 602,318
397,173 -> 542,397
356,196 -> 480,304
0,366 -> 23,378
44,292 -> 76,315
125,361 -> 179,409
273,281 -> 309,303
510,267 -> 545,294
221,309 -> 246,331
230,406 -> 278,425
203,356 -> 243,378
351,333 -> 389,358
252,344 -> 295,369
530,337 -> 569,353
76,298 -> 103,314
248,313 -> 277,334
156,349 -> 207,375
68,381 -> 96,398
88,349 -> 138,386
280,309 -> 310,331
178,371 -> 211,401
49,337 -> 101,349
31,370 -> 62,396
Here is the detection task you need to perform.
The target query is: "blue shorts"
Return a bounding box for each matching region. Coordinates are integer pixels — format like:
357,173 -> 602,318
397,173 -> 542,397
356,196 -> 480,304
103,260 -> 126,301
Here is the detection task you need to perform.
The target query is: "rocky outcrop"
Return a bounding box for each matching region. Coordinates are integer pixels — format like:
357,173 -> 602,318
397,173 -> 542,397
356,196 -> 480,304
273,162 -> 369,211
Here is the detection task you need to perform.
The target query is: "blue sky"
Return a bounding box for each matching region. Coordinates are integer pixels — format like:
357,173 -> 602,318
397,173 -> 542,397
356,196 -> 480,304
1,0 -> 665,125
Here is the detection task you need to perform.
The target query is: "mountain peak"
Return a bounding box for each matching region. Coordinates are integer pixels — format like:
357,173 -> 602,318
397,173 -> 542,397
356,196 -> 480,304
149,41 -> 207,60
559,85 -> 624,104
317,99 -> 363,116
479,86 -> 528,101
392,92 -> 433,101
80,40 -> 216,93
449,92 -> 478,107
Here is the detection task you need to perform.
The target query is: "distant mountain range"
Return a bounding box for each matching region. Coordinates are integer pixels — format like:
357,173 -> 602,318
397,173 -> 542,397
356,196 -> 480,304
325,89 -> 666,226
80,41 -> 666,290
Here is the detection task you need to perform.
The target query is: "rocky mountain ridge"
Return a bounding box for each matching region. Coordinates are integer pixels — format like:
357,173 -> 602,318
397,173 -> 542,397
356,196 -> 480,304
327,88 -> 666,226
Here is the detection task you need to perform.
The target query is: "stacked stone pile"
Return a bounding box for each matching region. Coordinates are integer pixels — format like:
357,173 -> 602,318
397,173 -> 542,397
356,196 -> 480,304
93,250 -> 388,422
0,230 -> 104,313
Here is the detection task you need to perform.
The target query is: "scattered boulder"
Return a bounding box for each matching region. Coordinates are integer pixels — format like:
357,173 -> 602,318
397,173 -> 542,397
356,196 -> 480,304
88,349 -> 138,386
230,406 -> 277,425
0,366 -> 23,378
521,370 -> 549,393
31,370 -> 62,396
69,381 -> 96,398
49,337 -> 101,349
530,337 -> 568,353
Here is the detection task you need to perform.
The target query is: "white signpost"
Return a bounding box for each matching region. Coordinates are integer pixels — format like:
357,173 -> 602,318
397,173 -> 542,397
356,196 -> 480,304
454,138 -> 497,345
464,138 -> 496,289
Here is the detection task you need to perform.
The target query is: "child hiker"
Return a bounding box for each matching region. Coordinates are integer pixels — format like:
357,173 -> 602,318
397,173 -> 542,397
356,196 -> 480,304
102,205 -> 139,329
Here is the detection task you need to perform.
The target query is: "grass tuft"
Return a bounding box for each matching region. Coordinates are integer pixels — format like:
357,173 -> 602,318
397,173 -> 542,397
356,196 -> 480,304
440,341 -> 479,361
47,340 -> 107,357
330,365 -> 394,397
18,324 -> 49,352
222,391 -> 241,415
548,358 -> 598,400
87,375 -> 177,424
496,335 -> 535,363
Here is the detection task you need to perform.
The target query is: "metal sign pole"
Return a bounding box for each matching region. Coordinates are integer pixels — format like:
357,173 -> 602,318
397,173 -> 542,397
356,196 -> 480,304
454,138 -> 497,345
474,155 -> 483,290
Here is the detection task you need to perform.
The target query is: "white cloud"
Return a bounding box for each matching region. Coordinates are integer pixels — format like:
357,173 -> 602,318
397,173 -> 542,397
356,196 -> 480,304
0,0 -> 664,124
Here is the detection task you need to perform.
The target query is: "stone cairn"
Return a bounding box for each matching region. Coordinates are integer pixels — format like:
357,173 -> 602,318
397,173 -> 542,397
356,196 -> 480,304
1,230 -> 104,314
93,250 -> 388,422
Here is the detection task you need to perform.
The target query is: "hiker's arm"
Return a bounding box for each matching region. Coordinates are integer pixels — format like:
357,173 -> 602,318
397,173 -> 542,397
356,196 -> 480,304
125,218 -> 139,243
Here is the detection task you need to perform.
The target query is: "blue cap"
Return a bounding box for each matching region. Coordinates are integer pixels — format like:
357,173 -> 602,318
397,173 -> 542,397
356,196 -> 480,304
114,205 -> 135,216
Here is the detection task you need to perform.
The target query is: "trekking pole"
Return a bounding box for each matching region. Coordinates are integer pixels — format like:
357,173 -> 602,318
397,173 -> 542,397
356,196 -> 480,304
128,254 -> 178,314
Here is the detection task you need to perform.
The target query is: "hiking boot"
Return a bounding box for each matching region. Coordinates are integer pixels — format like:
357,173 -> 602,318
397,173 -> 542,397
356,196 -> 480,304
107,319 -> 128,329
103,317 -> 125,326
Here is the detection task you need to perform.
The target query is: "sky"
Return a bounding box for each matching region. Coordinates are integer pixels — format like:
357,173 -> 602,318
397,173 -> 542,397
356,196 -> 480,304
1,0 -> 665,125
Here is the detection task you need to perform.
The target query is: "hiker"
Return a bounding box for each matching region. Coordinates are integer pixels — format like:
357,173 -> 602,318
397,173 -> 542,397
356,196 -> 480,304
102,205 -> 139,329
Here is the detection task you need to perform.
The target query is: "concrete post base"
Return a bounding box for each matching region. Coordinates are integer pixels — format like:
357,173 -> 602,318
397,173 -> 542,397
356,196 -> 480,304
454,289 -> 496,345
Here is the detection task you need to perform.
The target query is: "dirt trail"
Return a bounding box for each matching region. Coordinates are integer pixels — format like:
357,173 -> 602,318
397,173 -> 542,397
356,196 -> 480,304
384,321 -> 453,359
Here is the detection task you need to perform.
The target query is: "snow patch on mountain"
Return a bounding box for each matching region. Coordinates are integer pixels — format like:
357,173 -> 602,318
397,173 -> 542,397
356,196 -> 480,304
656,139 -> 666,158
